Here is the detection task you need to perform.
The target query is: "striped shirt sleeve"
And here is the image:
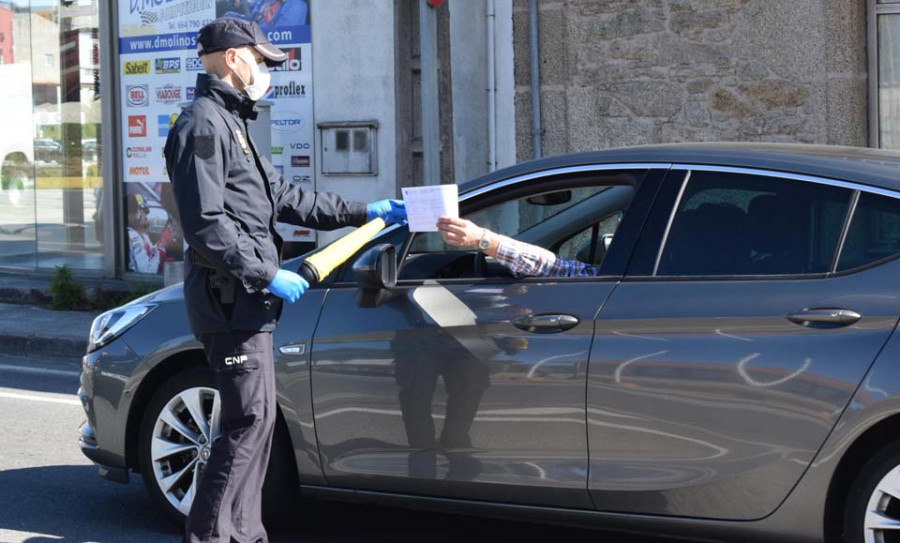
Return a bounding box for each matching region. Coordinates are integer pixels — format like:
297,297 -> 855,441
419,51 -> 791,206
493,234 -> 601,278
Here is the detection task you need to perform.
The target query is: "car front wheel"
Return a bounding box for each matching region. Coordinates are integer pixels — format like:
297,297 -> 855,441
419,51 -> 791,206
844,441 -> 900,543
138,366 -> 221,525
137,365 -> 300,527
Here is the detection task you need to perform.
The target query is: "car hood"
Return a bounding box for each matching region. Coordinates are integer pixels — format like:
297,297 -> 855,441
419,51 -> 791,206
132,282 -> 184,305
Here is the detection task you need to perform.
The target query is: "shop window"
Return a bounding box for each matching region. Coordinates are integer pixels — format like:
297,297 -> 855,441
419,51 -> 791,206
0,2 -> 105,272
873,1 -> 900,148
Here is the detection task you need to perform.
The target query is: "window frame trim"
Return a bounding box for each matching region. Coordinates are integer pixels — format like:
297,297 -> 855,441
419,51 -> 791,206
652,170 -> 691,276
831,190 -> 861,272
645,164 -> 900,281
459,164 -> 670,202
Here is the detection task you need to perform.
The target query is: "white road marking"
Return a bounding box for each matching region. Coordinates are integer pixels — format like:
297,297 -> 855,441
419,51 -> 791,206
0,530 -> 64,542
0,362 -> 80,378
0,391 -> 81,406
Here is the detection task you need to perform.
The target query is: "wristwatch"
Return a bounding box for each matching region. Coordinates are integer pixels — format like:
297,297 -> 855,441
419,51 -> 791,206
478,228 -> 492,251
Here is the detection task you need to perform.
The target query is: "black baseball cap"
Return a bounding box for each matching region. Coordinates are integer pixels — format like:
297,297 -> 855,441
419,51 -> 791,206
197,16 -> 288,66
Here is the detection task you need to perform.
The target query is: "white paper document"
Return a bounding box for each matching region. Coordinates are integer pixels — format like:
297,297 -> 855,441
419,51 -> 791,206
401,184 -> 459,232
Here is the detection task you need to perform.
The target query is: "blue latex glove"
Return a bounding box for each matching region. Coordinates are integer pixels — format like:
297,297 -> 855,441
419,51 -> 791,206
366,199 -> 407,225
266,269 -> 308,303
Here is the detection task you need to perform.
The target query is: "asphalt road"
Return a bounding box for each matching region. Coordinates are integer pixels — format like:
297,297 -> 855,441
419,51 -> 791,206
0,355 -> 710,543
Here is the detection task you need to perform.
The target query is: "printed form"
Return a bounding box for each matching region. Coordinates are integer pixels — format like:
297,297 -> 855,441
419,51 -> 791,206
401,184 -> 459,232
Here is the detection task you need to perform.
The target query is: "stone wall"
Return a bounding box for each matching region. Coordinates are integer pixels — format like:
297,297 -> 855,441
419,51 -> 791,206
513,0 -> 869,161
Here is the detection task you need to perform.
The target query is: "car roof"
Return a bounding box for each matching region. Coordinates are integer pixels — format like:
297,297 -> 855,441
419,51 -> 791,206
459,143 -> 900,195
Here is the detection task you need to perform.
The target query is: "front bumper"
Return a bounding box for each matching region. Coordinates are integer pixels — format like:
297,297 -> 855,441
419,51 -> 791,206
78,418 -> 129,483
77,338 -> 143,485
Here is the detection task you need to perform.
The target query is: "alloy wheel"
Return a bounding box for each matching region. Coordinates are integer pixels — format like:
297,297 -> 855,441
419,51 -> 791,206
864,465 -> 900,542
150,386 -> 221,516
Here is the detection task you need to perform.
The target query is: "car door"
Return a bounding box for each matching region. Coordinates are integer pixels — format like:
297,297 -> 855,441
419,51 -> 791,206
309,166 -> 666,509
586,166 -> 900,520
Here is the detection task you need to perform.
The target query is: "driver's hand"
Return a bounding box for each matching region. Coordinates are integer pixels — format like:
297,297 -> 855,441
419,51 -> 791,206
437,216 -> 483,248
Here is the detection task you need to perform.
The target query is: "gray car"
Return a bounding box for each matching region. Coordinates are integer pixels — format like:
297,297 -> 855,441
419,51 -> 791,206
79,143 -> 900,543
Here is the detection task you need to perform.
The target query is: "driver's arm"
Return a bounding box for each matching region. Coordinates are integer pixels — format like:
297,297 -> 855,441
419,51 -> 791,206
436,216 -> 598,278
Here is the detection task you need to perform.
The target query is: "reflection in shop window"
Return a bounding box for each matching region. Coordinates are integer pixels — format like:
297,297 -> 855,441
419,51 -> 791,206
35,2 -> 104,271
0,1 -> 37,268
0,0 -> 107,272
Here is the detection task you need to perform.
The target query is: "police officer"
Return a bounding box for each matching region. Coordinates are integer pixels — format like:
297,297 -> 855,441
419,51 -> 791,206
164,16 -> 406,543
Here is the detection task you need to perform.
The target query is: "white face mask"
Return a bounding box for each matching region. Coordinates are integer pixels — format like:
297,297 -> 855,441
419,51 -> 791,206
235,51 -> 271,102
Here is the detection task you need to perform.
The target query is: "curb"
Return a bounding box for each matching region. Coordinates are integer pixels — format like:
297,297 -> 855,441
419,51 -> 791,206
0,334 -> 87,360
0,287 -> 52,307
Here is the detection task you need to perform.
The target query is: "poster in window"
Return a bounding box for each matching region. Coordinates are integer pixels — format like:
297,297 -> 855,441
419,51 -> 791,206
117,0 -> 315,274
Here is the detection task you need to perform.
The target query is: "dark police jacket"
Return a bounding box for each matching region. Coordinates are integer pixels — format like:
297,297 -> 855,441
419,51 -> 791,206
164,73 -> 367,337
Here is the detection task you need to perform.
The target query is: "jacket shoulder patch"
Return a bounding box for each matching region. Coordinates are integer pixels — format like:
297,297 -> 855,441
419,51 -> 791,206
194,134 -> 216,160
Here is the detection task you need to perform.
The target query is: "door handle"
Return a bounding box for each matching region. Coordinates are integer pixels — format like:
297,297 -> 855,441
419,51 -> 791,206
513,314 -> 579,333
785,308 -> 861,326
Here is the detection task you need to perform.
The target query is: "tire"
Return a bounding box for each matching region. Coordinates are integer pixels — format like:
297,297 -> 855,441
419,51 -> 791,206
843,441 -> 900,543
137,364 -> 300,528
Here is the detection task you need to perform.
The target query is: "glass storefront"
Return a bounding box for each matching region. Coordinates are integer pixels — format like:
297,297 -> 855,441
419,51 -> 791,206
0,0 -> 315,279
0,0 -> 104,271
879,12 -> 900,149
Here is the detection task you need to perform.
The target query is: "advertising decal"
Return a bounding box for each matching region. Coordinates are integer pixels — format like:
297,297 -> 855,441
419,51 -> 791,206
117,0 -> 315,274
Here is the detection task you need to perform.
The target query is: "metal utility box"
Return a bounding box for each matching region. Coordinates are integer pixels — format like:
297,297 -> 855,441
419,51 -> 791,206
318,121 -> 378,175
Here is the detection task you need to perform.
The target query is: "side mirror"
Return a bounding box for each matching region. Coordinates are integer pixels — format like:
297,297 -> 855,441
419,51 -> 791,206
353,243 -> 397,307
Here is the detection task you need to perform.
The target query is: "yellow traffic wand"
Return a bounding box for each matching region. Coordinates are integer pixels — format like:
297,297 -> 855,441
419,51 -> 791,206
298,218 -> 387,285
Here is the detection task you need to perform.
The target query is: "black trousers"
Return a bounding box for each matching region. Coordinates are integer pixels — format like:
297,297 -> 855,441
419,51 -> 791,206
186,330 -> 275,543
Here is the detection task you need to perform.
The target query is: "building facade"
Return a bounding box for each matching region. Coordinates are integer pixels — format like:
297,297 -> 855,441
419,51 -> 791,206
0,0 -> 893,281
513,0 -> 869,159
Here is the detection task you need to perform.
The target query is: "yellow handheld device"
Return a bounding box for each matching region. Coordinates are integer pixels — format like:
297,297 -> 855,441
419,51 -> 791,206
298,218 -> 387,285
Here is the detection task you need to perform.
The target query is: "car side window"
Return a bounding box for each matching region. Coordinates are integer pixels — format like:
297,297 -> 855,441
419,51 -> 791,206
554,212 -> 622,267
407,186 -> 610,253
837,192 -> 900,271
400,182 -> 635,281
656,171 -> 852,277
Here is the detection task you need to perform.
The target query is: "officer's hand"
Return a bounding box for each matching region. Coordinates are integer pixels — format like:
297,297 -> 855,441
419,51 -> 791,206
266,269 -> 309,303
366,199 -> 407,225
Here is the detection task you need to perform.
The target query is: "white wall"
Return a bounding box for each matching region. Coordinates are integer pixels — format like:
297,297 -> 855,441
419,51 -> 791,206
448,0 -> 516,184
449,1 -> 488,184
311,0 -> 396,244
494,0 -> 517,170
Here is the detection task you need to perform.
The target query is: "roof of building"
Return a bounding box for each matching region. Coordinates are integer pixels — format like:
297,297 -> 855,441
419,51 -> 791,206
460,143 -> 900,194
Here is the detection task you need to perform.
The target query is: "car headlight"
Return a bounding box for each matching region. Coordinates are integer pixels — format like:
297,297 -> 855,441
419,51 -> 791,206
87,303 -> 157,353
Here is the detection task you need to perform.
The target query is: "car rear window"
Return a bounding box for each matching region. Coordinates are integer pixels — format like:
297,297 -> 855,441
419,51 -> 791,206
656,171 -> 852,276
837,192 -> 900,271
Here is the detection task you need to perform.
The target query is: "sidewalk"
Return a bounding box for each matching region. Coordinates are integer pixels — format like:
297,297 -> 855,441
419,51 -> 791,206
0,270 -> 150,367
0,303 -> 97,364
